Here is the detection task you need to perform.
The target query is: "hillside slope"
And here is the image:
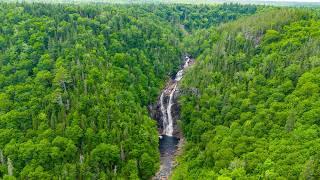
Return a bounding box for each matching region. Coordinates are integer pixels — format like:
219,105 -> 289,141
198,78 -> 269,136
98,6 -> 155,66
173,8 -> 320,179
0,3 -> 183,179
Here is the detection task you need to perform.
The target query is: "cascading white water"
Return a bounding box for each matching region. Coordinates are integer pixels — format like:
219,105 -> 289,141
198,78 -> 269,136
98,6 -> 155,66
155,55 -> 193,179
160,56 -> 191,136
175,70 -> 183,81
165,84 -> 177,136
160,92 -> 168,135
183,57 -> 190,69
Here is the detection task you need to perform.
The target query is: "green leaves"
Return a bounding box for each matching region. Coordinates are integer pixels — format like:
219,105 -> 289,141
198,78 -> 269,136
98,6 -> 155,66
139,153 -> 157,179
173,8 -> 320,180
90,143 -> 120,169
0,2 -> 192,179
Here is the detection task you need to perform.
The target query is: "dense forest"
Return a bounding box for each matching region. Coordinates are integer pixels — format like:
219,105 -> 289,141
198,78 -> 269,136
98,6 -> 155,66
173,8 -> 320,179
0,2 -> 258,179
1,1 -> 320,179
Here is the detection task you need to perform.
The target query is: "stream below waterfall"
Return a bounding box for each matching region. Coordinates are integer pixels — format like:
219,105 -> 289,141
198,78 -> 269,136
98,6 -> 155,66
153,55 -> 193,180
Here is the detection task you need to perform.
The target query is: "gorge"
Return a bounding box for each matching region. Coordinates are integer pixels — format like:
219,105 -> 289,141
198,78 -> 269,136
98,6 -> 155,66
153,55 -> 193,179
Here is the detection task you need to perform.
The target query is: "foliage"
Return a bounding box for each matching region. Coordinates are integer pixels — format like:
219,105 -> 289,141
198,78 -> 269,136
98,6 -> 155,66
5,1 -> 316,179
0,2 -> 183,179
173,8 -> 320,179
0,2 -> 258,179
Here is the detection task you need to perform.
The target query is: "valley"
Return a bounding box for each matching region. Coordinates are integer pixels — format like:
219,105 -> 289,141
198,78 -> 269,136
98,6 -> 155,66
0,1 -> 319,179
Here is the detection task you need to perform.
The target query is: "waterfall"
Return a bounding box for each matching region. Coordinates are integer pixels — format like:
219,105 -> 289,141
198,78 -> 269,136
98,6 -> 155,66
160,56 -> 191,136
175,70 -> 183,81
154,55 -> 193,179
160,92 -> 168,135
165,84 -> 177,136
